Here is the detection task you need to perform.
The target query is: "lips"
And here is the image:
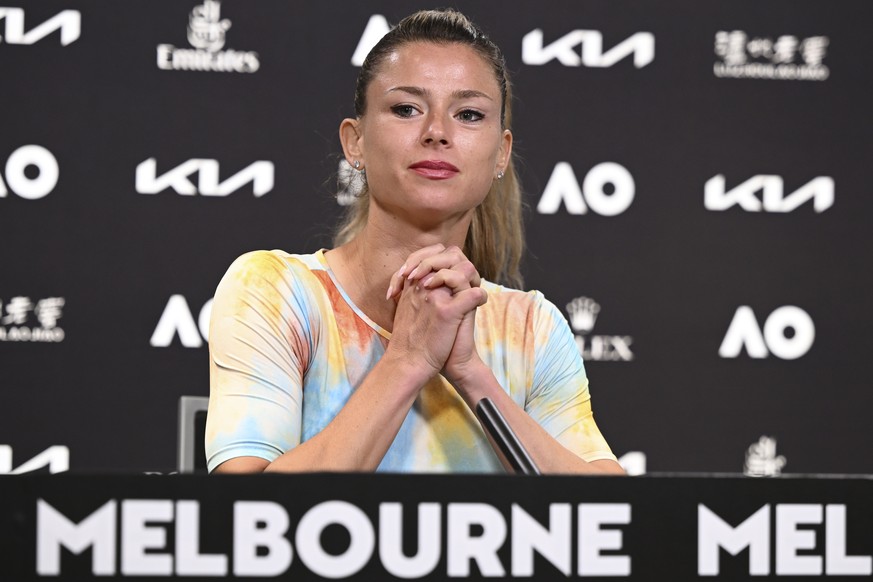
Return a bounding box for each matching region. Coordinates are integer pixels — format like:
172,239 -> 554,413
409,160 -> 460,180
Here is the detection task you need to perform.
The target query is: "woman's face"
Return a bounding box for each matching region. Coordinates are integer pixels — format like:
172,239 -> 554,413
344,41 -> 512,228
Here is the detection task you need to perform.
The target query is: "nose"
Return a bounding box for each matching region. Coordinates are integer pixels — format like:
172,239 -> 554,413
421,113 -> 450,146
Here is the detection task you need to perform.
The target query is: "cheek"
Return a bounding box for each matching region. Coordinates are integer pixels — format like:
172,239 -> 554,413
368,134 -> 419,173
461,134 -> 501,169
360,131 -> 402,178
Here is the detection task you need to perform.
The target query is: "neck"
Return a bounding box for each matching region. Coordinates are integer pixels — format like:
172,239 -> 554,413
325,210 -> 473,332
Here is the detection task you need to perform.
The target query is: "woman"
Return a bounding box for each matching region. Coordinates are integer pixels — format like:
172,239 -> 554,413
206,9 -> 624,475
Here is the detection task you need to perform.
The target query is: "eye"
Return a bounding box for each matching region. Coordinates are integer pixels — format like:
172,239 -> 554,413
456,109 -> 485,123
391,104 -> 419,118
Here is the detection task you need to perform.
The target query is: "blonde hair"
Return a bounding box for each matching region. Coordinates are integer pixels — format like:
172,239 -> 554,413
334,9 -> 524,288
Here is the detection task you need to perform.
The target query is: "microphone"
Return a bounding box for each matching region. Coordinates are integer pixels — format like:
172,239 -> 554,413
475,397 -> 541,475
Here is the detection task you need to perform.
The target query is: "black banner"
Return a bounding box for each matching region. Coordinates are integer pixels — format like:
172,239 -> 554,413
2,473 -> 873,579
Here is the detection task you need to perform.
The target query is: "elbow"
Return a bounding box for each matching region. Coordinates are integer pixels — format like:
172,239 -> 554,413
588,458 -> 627,475
212,456 -> 271,474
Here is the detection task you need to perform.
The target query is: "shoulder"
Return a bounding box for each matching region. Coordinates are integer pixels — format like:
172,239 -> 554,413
480,279 -> 539,305
213,249 -> 330,314
480,280 -> 565,325
221,249 -> 323,282
216,249 -> 328,295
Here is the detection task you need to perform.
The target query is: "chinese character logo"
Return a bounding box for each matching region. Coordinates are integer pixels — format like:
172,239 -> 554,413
714,31 -> 829,81
0,296 -> 65,342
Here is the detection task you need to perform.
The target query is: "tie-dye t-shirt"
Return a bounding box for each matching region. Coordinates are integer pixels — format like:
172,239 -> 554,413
206,249 -> 616,473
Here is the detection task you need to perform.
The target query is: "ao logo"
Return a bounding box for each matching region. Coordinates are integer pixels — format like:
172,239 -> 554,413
705,175 -> 834,213
0,145 -> 59,200
720,306 -> 815,360
522,29 -> 654,68
537,162 -> 635,216
0,8 -> 80,46
135,159 -> 275,197
150,295 -> 212,348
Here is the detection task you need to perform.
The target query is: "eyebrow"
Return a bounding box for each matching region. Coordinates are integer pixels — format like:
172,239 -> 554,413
387,86 -> 494,101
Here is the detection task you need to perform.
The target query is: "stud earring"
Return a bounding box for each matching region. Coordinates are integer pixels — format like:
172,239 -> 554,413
496,170 -> 505,180
353,160 -> 361,170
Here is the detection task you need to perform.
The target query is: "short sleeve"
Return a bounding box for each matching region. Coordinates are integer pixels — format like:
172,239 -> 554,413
205,251 -> 314,472
525,294 -> 617,463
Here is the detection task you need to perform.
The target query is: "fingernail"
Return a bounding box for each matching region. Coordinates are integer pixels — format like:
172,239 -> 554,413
396,263 -> 407,277
407,266 -> 419,280
422,274 -> 435,288
385,285 -> 393,300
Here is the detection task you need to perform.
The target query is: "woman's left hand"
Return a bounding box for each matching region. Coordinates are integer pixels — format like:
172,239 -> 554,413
387,245 -> 487,386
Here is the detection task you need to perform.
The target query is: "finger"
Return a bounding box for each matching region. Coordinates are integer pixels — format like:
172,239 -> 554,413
404,243 -> 448,277
410,251 -> 480,289
422,269 -> 472,293
454,258 -> 481,288
416,259 -> 480,293
451,286 -> 488,313
407,245 -> 463,280
386,262 -> 409,300
406,247 -> 456,280
387,244 -> 445,299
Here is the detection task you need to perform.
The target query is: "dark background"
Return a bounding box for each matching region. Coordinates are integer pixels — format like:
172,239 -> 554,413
2,1 -> 870,474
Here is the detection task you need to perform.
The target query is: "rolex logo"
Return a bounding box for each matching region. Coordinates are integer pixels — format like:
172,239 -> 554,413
565,296 -> 634,362
566,296 -> 600,334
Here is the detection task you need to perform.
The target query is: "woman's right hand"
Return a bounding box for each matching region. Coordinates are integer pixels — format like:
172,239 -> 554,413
385,246 -> 487,382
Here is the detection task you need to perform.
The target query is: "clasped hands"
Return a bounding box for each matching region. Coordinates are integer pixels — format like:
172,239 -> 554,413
383,244 -> 488,392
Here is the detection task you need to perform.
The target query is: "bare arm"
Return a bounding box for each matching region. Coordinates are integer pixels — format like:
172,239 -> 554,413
448,361 -> 625,475
214,352 -> 426,473
213,257 -> 487,474
391,246 -> 625,476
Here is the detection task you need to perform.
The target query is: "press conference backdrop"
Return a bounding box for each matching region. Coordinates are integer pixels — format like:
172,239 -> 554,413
2,1 -> 870,475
